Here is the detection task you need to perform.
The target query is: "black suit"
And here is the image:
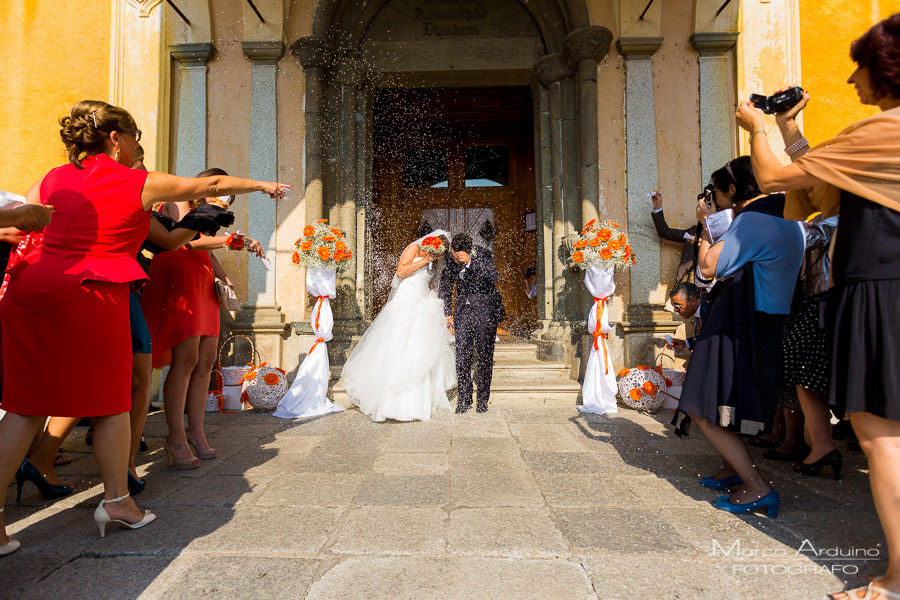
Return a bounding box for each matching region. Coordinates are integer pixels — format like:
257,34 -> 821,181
439,248 -> 503,409
651,209 -> 699,284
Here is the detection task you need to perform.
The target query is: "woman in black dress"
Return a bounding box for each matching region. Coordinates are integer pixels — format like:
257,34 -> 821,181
736,14 -> 900,600
678,157 -> 805,519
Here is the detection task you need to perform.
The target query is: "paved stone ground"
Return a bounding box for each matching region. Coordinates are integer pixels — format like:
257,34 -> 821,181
3,399 -> 886,599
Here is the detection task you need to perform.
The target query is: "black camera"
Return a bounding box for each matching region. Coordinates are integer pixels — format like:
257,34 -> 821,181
750,87 -> 804,114
697,183 -> 716,208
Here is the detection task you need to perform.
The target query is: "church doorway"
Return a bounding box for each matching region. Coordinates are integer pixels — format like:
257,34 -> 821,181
371,87 -> 537,335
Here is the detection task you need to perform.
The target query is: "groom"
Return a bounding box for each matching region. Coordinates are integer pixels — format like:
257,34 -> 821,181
439,233 -> 504,413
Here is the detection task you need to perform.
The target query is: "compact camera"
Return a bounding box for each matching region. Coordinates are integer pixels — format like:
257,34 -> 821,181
749,87 -> 804,114
697,183 -> 716,209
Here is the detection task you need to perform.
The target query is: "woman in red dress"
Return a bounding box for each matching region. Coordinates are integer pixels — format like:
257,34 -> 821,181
0,100 -> 287,553
141,169 -> 264,469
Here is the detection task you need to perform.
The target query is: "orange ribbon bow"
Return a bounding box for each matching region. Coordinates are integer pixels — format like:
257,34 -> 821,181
592,297 -> 610,374
314,296 -> 328,330
308,337 -> 326,354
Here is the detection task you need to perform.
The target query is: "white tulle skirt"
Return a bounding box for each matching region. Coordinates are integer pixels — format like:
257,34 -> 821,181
341,286 -> 456,422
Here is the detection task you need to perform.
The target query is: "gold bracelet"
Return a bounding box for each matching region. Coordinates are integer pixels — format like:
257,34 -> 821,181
749,129 -> 766,143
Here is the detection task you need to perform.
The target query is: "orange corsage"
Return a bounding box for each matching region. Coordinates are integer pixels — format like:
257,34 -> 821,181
318,247 -> 331,260
636,365 -> 650,371
291,252 -> 300,264
303,225 -> 315,237
335,241 -> 347,252
301,240 -> 313,251
322,235 -> 336,242
617,368 -> 631,377
597,229 -> 612,242
572,251 -> 584,263
574,239 -> 588,249
599,248 -> 613,260
589,237 -> 602,247
264,373 -> 280,386
629,388 -> 642,402
608,239 -> 622,251
642,381 -> 657,395
330,227 -> 344,238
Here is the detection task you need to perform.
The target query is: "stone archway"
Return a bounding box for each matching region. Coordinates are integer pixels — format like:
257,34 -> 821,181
293,0 -> 611,366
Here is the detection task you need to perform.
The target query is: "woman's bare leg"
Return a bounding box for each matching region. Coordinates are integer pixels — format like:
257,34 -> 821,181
185,335 -> 218,452
797,386 -> 837,464
129,352 -> 152,478
91,412 -> 145,523
163,336 -> 201,461
25,416 -> 79,485
0,413 -> 47,545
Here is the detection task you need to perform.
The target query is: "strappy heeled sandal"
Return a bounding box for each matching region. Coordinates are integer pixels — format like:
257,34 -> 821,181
93,493 -> 156,538
827,578 -> 900,600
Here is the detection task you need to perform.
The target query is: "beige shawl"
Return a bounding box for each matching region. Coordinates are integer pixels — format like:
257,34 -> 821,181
785,105 -> 900,220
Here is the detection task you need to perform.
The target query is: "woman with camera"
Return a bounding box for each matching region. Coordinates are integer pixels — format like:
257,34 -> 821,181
736,14 -> 900,600
677,155 -> 806,519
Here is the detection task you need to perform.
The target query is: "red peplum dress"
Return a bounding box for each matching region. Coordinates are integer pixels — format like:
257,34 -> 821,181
0,154 -> 150,417
140,228 -> 220,368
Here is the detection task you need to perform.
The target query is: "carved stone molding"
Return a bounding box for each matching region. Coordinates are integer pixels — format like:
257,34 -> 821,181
331,57 -> 367,87
125,0 -> 163,18
534,53 -> 574,87
615,36 -> 664,59
564,26 -> 614,65
169,42 -> 215,66
242,41 -> 285,65
290,36 -> 336,71
690,31 -> 739,56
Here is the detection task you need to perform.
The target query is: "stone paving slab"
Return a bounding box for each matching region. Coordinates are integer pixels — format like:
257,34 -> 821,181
3,400 -> 883,599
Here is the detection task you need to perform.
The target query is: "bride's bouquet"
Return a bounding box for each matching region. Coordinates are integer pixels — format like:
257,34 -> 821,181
421,235 -> 447,256
292,219 -> 353,272
569,219 -> 636,270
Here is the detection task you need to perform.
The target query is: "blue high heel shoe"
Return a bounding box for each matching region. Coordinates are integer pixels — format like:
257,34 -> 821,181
127,472 -> 146,496
714,489 -> 780,518
698,474 -> 742,491
15,460 -> 73,502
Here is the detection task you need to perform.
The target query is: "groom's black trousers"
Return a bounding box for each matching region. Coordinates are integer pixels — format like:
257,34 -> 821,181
455,311 -> 496,407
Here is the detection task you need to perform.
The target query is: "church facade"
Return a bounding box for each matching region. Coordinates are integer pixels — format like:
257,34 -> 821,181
2,0 -> 892,377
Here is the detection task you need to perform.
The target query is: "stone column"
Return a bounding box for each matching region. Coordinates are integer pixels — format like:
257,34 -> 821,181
616,37 -> 680,364
691,32 -> 740,184
564,27 -> 613,228
533,54 -> 575,363
168,43 -> 214,177
231,41 -> 290,365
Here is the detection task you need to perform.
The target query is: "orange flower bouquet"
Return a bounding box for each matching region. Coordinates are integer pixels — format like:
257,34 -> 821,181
420,235 -> 447,257
293,219 -> 352,272
569,219 -> 636,270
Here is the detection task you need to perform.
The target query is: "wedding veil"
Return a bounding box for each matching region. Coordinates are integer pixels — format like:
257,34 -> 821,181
387,228 -> 452,302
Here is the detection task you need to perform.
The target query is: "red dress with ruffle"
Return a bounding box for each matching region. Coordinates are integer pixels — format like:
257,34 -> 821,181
140,245 -> 220,368
0,154 -> 150,417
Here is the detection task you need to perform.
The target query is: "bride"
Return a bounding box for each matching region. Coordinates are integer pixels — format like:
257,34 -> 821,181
341,229 -> 457,422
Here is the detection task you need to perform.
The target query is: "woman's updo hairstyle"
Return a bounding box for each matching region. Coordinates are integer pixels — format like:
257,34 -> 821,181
59,100 -> 137,169
191,167 -> 229,209
710,155 -> 761,204
850,13 -> 900,101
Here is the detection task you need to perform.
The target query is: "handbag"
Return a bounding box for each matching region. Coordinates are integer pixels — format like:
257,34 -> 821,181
215,278 -> 241,311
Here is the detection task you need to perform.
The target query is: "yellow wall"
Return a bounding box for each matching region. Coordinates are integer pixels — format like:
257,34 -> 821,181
0,0 -> 112,194
798,0 -> 898,144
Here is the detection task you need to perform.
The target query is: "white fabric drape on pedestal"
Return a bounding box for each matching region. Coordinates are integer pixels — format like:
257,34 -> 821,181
274,269 -> 345,419
578,266 -> 618,415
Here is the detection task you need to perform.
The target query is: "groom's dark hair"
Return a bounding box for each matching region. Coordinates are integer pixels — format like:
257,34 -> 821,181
451,233 -> 473,253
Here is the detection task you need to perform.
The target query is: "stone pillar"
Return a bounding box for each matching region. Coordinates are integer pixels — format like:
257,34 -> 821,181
616,37 -> 680,364
533,54 -> 576,364
564,26 -> 613,228
231,41 -> 290,365
531,80 -> 553,324
169,43 -> 214,177
691,32 -> 740,184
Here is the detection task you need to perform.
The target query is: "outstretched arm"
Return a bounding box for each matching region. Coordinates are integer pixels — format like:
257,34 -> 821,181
141,171 -> 289,212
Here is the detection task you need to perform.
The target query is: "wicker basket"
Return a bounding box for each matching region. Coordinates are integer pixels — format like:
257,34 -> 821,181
217,334 -> 257,385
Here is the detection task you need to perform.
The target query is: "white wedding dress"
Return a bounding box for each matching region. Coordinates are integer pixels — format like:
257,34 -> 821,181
341,252 -> 456,422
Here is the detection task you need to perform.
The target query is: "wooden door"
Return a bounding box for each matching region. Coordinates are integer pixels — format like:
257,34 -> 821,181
372,88 -> 537,335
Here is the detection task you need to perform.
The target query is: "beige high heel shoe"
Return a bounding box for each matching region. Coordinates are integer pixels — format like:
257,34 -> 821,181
186,437 -> 218,461
163,440 -> 201,470
94,493 -> 156,538
0,508 -> 21,556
